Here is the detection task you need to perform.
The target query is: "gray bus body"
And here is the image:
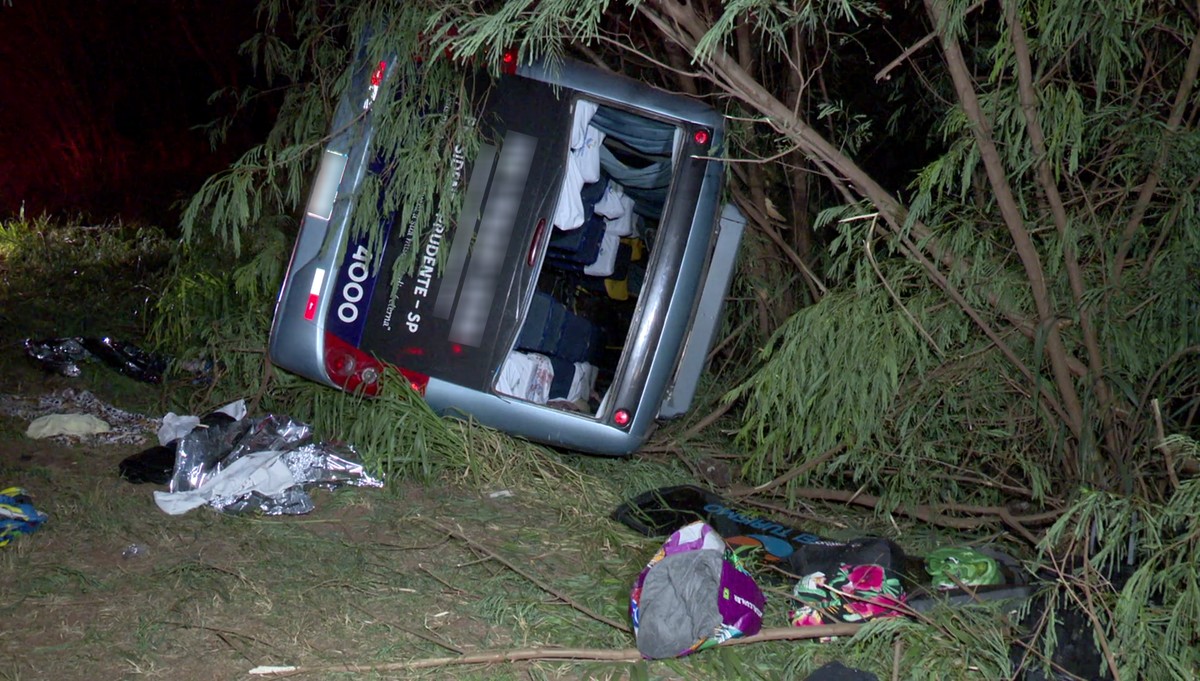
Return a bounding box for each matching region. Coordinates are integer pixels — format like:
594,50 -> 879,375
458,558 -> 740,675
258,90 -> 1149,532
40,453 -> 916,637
269,52 -> 746,456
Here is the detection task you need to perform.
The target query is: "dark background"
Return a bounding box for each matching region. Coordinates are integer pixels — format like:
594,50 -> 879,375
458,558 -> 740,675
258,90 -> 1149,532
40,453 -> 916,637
0,0 -> 269,225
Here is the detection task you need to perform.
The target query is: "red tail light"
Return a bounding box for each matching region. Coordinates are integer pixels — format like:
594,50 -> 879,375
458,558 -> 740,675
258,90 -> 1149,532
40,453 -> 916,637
613,408 -> 631,428
323,332 -> 428,396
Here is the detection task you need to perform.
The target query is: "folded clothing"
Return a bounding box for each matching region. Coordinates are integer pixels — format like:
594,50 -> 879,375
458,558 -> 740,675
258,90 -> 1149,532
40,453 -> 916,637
548,356 -> 575,400
552,102 -> 601,230
568,362 -> 599,403
516,292 -> 566,353
584,231 -> 621,277
516,292 -> 600,364
496,351 -> 555,404
549,214 -> 606,268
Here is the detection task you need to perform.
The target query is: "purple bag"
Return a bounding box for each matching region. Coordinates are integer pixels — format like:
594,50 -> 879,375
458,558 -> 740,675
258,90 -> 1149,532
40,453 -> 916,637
630,521 -> 765,659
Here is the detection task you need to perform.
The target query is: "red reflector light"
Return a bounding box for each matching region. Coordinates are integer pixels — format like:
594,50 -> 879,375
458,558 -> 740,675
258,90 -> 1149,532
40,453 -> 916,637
613,409 -> 631,427
693,129 -> 710,146
501,49 -> 517,75
327,351 -> 356,379
370,61 -> 387,87
399,368 -> 430,395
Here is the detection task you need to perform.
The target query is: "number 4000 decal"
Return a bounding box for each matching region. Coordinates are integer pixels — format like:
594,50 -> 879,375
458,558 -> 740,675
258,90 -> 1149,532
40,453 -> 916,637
337,245 -> 372,323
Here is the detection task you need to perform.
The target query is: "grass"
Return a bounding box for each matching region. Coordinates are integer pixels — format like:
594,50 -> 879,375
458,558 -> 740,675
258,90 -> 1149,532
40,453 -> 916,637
0,215 -> 1029,680
0,216 -> 171,342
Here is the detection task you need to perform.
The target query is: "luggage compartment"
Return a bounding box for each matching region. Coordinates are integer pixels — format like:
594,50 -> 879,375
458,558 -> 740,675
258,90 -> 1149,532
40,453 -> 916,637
497,102 -> 682,418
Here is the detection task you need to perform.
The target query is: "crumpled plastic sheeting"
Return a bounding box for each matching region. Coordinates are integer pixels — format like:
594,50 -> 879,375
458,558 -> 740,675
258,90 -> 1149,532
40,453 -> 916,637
157,399 -> 246,446
0,389 -> 155,446
153,412 -> 382,516
24,336 -> 169,383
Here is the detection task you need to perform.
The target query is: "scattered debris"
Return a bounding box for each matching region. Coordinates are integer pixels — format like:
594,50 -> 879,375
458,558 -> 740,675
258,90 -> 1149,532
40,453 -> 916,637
25,413 -> 111,439
151,409 -> 382,516
924,546 -> 1003,590
613,485 -> 1030,609
614,485 -> 911,576
120,400 -> 248,485
0,487 -> 48,547
0,389 -> 155,446
117,444 -> 176,485
121,543 -> 147,559
156,412 -> 202,445
156,399 -> 245,445
789,563 -> 907,631
630,521 -> 765,659
610,478 -> 1048,677
24,336 -> 168,383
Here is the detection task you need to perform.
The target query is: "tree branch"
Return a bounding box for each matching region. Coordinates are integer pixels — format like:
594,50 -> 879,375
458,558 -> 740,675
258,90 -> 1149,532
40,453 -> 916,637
1111,10 -> 1200,285
874,0 -> 987,83
643,0 -> 1084,442
1003,0 -> 1118,459
924,0 -> 1085,447
777,486 -> 1059,545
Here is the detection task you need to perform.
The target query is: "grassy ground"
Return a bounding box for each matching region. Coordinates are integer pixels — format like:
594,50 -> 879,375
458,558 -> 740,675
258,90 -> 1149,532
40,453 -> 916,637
1,393 -> 912,681
0,217 -> 1024,680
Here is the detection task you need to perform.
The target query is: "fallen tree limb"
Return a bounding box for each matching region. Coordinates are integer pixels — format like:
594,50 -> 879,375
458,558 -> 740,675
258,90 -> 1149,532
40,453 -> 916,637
776,486 -> 1061,545
731,444 -> 846,498
247,624 -> 866,676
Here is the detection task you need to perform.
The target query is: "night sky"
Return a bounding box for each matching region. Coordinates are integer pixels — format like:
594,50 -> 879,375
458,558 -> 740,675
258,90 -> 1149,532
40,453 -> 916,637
0,0 -> 268,225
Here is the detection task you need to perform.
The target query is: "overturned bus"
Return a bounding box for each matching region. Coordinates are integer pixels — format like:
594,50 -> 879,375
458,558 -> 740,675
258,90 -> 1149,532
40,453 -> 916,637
269,49 -> 746,456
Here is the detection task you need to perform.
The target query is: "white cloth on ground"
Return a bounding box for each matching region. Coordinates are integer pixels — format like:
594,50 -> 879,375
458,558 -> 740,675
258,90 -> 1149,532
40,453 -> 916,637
26,413 -> 110,439
157,399 -> 247,445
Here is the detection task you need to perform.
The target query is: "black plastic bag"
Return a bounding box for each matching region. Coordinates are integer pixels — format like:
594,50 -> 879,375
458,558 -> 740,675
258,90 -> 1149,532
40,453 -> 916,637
24,336 -> 168,383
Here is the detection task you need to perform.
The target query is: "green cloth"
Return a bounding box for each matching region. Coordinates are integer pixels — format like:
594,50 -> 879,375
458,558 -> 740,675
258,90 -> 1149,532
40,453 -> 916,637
925,547 -> 1002,590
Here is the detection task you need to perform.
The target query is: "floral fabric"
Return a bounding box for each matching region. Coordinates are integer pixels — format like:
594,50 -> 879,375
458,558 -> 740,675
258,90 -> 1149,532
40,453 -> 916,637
788,563 -> 906,628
